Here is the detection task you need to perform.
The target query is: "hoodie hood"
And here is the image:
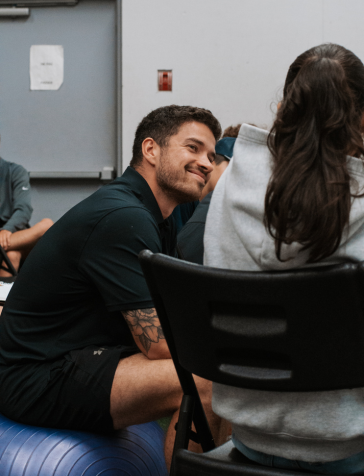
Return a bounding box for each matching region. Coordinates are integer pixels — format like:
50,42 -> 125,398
204,123 -> 364,271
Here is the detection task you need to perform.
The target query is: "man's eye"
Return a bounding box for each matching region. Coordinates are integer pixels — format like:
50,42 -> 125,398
189,145 -> 197,151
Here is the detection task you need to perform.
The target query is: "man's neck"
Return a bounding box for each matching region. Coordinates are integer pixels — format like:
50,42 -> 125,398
134,166 -> 177,219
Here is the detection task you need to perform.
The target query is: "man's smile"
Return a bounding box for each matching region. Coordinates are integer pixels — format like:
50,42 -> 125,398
187,168 -> 207,185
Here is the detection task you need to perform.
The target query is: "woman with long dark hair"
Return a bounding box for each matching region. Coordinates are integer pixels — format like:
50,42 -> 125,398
204,44 -> 364,473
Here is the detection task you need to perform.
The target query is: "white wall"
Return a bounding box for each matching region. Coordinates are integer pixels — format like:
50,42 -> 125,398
122,0 -> 364,169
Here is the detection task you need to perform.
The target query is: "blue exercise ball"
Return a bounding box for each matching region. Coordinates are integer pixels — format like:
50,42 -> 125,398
0,413 -> 167,475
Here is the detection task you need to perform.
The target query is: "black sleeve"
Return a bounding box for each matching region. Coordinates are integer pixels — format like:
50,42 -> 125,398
79,207 -> 162,312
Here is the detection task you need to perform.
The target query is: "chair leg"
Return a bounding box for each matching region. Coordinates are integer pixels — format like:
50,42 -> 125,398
0,246 -> 17,277
192,395 -> 215,453
170,395 -> 195,476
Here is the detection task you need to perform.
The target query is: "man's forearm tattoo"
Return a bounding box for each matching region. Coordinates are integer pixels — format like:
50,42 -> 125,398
123,308 -> 165,353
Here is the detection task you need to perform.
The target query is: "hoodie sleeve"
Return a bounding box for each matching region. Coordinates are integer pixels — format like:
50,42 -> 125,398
3,164 -> 33,232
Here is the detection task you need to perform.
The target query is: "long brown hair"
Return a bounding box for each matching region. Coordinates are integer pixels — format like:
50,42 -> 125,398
265,44 -> 364,263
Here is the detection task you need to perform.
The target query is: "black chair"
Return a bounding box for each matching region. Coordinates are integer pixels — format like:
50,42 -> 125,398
0,245 -> 17,280
139,250 -> 364,476
0,246 -> 17,306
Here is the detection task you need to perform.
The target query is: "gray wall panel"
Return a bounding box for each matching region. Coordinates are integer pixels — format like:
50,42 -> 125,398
122,0 -> 364,171
30,179 -> 100,225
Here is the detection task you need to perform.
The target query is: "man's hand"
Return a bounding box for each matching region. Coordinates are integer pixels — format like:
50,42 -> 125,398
122,308 -> 171,360
0,230 -> 12,250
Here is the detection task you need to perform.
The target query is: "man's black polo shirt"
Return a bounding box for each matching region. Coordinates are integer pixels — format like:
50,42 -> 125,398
0,167 -> 176,367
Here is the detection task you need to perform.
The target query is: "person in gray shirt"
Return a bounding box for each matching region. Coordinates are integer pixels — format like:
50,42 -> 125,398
205,44 -> 364,473
0,157 -> 53,277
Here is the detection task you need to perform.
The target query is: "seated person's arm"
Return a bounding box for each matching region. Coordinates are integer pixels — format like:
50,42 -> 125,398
122,307 -> 171,360
4,164 -> 33,233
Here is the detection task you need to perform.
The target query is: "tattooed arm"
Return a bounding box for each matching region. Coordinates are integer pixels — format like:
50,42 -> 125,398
122,308 -> 171,360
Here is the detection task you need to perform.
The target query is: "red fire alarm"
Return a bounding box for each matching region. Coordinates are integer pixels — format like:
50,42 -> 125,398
158,70 -> 172,91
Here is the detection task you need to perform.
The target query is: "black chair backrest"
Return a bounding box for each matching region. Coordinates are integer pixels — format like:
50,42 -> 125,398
139,250 -> 364,393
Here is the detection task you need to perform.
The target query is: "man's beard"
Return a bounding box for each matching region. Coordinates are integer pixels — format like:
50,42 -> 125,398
156,151 -> 204,204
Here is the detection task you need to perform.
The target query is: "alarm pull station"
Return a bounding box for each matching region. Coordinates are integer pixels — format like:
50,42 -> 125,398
158,70 -> 172,91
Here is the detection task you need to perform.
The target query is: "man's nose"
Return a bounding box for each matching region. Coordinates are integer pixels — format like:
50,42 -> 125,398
198,155 -> 214,174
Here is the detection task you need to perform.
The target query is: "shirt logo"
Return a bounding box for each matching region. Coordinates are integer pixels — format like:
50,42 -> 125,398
22,187 -> 29,191
93,347 -> 106,355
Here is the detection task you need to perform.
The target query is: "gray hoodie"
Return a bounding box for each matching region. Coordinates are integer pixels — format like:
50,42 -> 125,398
204,124 -> 364,463
0,158 -> 32,232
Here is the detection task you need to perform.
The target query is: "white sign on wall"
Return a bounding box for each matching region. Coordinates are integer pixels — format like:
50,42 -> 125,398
30,45 -> 64,91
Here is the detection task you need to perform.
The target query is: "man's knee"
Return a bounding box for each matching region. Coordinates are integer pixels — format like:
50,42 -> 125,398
28,218 -> 53,241
110,354 -> 183,429
38,218 -> 53,232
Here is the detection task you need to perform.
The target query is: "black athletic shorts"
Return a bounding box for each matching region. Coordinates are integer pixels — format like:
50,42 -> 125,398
0,345 -> 139,433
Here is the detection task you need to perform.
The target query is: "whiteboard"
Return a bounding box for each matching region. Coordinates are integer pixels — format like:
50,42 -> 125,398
0,0 -> 118,174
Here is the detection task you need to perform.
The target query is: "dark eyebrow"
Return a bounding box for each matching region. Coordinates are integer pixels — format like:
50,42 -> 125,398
185,137 -> 204,146
185,138 -> 216,161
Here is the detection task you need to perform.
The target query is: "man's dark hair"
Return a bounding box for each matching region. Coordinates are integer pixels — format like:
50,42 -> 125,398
130,105 -> 222,168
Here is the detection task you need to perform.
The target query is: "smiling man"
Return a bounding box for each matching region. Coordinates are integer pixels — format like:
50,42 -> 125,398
0,106 -> 221,453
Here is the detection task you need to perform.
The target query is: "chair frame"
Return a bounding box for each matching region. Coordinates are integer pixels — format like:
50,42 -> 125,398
140,251 -> 216,475
139,250 -> 364,476
0,245 -> 17,278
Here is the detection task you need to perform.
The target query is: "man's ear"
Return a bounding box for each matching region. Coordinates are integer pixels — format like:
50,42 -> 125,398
141,138 -> 160,167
